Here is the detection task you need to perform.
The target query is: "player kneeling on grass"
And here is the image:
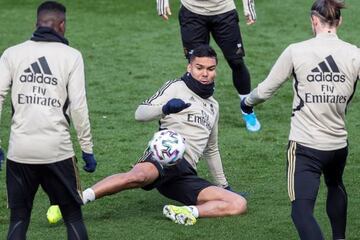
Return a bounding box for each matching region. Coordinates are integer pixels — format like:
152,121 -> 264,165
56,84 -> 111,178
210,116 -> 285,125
48,45 -> 247,226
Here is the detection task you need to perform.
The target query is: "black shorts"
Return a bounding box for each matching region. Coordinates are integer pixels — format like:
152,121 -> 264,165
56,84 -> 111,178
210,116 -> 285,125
137,149 -> 213,205
6,158 -> 83,209
287,141 -> 348,202
178,6 -> 245,59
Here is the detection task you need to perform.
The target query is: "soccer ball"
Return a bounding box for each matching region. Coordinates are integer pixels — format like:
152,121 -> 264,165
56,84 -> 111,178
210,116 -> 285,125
148,130 -> 186,166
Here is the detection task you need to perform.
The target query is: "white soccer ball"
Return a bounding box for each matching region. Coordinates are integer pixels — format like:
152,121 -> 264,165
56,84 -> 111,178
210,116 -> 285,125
148,130 -> 186,166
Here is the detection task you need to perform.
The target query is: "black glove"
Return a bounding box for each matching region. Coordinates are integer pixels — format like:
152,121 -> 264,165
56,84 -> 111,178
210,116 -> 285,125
0,148 -> 4,171
225,185 -> 249,199
82,151 -> 97,173
240,98 -> 253,114
162,98 -> 191,115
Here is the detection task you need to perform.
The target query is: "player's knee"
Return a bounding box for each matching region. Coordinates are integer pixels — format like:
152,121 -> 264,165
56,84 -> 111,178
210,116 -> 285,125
8,208 -> 31,240
60,203 -> 82,223
227,196 -> 247,215
226,56 -> 245,69
324,177 -> 343,188
127,169 -> 151,186
291,200 -> 313,225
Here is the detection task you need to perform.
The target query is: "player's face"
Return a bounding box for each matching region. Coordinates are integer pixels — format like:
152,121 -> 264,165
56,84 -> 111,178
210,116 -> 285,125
187,57 -> 217,85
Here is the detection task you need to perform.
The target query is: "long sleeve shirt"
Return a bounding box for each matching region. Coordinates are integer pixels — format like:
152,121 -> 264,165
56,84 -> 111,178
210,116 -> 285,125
135,78 -> 228,187
246,33 -> 360,150
0,40 -> 93,164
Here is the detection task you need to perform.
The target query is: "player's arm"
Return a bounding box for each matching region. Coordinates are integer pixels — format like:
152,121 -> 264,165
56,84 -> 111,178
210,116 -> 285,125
67,53 -> 96,172
135,80 -> 190,121
357,48 -> 360,80
0,51 -> 12,124
156,0 -> 172,20
242,0 -> 256,25
68,53 -> 93,154
0,50 -> 12,170
202,112 -> 229,188
245,46 -> 294,107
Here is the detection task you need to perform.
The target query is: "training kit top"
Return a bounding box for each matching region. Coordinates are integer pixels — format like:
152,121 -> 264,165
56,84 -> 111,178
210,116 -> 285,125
246,33 -> 360,151
135,78 -> 228,187
0,40 -> 93,164
181,0 -> 236,15
180,0 -> 255,16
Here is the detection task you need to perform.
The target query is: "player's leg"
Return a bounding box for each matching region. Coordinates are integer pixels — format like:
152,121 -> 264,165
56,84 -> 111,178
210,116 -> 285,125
210,10 -> 260,132
162,185 -> 246,225
85,162 -> 159,202
59,203 -> 88,240
6,160 -> 39,240
43,158 -> 89,239
323,146 -> 348,240
159,159 -> 246,225
195,185 -> 247,217
178,5 -> 210,59
82,146 -> 162,205
287,141 -> 325,240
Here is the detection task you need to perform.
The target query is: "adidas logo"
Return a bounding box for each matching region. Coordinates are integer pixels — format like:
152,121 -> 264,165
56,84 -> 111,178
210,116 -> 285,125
19,56 -> 58,85
307,55 -> 345,83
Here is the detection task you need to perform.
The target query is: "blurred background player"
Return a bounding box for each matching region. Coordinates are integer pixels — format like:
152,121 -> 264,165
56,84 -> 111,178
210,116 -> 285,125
0,1 -> 97,239
241,0 -> 356,239
66,45 -> 247,226
156,0 -> 260,132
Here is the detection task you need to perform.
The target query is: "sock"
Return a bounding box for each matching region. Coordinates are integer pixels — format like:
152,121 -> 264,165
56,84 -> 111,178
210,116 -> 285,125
82,188 -> 95,204
239,94 -> 249,100
187,206 -> 199,218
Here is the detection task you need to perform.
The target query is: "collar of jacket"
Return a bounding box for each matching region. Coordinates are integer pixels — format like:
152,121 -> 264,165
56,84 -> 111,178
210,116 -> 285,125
31,26 -> 69,45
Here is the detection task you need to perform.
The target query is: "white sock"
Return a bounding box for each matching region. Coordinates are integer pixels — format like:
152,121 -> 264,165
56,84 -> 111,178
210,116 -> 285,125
187,206 -> 199,218
82,188 -> 95,204
239,94 -> 249,100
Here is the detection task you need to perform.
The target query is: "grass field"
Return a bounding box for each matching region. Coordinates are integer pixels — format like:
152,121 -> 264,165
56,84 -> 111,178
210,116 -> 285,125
1,0 -> 360,239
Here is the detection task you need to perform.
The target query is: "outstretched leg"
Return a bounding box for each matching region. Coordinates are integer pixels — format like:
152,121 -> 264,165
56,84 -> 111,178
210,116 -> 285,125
83,162 -> 159,203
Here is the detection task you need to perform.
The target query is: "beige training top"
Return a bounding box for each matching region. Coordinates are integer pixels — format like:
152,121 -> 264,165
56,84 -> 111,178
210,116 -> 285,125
0,40 -> 93,164
180,0 -> 236,15
246,33 -> 360,150
135,78 -> 228,187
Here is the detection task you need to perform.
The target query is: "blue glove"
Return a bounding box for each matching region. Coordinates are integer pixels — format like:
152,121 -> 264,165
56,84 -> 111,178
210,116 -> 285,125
240,98 -> 253,114
82,151 -> 97,173
0,148 -> 4,171
225,185 -> 249,199
162,98 -> 191,115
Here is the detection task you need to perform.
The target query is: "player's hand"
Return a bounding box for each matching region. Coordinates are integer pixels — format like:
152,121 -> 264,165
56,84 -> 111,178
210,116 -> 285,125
0,148 -> 4,171
241,98 -> 254,114
156,0 -> 172,20
242,0 -> 256,25
225,185 -> 249,198
162,98 -> 191,115
82,151 -> 97,173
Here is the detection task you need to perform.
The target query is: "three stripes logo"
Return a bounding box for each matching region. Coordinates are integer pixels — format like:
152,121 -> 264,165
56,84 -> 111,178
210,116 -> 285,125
307,55 -> 345,83
19,56 -> 58,85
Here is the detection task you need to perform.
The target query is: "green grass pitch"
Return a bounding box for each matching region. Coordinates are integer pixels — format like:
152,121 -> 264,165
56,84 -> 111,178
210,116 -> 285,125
0,0 -> 360,239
